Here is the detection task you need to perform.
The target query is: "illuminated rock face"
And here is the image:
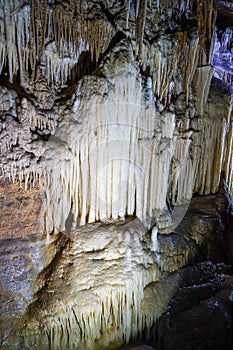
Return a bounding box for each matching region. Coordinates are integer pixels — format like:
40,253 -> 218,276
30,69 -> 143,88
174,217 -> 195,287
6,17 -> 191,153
1,192 -> 232,350
0,1 -> 233,350
0,0 -> 232,234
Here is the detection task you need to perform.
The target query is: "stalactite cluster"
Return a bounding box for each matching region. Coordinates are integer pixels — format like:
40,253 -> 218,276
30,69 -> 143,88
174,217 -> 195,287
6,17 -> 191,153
0,0 -> 115,85
0,0 -> 232,233
1,1 -> 233,350
0,0 -> 219,86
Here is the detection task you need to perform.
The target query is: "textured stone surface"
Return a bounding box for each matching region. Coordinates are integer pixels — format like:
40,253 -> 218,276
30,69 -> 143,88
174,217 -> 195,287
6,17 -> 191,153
0,190 -> 232,349
0,180 -> 42,239
0,0 -> 232,234
157,262 -> 233,350
0,1 -> 232,349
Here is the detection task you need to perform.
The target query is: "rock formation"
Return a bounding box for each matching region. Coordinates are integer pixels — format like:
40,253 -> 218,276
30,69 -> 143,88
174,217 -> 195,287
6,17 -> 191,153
0,1 -> 232,349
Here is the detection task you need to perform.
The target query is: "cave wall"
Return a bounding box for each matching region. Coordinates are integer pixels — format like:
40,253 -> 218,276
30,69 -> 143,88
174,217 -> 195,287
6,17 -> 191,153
0,1 -> 233,349
0,0 -> 232,233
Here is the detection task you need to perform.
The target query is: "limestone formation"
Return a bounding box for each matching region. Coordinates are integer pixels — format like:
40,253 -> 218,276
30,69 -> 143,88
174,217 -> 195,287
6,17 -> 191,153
0,1 -> 232,349
0,0 -> 232,234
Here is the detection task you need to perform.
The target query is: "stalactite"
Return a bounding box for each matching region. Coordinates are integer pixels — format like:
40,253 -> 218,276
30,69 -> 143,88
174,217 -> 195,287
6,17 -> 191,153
34,66 -> 180,233
19,221 -> 198,349
1,0 -> 232,235
197,0 -> 217,59
0,85 -> 57,189
140,34 -> 179,104
15,220 -> 201,350
24,279 -> 163,349
170,124 -> 193,205
223,113 -> 233,195
125,0 -> 131,29
0,0 -> 219,86
191,88 -> 232,195
136,0 -> 147,59
193,65 -> 214,116
0,0 -> 115,86
183,35 -> 199,105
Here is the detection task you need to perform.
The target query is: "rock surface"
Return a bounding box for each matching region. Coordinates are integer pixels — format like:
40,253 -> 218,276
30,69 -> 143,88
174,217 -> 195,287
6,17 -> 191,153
157,262 -> 233,350
0,1 -> 232,349
0,0 -> 232,234
0,188 -> 232,349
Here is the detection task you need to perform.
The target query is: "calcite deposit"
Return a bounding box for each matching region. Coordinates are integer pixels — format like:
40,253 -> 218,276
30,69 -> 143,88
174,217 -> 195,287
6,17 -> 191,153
0,0 -> 232,349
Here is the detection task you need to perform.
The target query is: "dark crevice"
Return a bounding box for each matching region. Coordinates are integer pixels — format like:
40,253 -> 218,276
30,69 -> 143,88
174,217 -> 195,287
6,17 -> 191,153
139,63 -> 152,78
98,1 -> 125,28
97,30 -> 127,65
217,3 -> 233,30
32,127 -> 51,141
0,69 -> 36,106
